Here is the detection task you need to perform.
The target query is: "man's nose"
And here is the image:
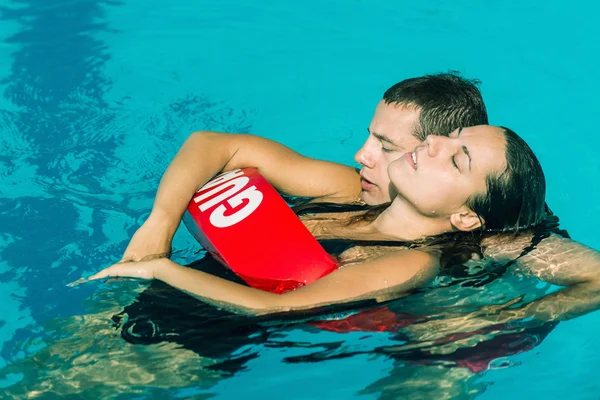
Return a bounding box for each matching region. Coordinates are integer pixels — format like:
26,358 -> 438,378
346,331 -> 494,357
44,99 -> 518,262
354,144 -> 375,168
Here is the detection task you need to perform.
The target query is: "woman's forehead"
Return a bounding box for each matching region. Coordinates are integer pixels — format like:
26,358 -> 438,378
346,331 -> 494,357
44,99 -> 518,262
461,126 -> 507,173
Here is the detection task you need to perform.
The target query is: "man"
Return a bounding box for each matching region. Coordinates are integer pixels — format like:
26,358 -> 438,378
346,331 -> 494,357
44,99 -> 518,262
351,73 -> 487,205
122,72 -> 600,324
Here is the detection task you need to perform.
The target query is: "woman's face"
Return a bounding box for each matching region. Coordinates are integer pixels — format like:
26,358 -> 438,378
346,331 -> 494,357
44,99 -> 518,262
388,125 -> 507,219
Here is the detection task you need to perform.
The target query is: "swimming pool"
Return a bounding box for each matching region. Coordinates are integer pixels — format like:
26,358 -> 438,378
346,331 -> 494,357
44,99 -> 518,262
1,0 -> 599,398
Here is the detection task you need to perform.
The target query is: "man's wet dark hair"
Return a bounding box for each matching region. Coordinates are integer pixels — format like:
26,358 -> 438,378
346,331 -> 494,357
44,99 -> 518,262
383,72 -> 489,141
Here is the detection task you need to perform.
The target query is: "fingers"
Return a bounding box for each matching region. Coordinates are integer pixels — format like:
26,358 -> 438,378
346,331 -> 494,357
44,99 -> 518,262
66,261 -> 132,288
66,277 -> 89,287
66,266 -> 126,288
66,266 -> 116,287
66,269 -> 111,287
87,268 -> 111,281
68,253 -> 167,289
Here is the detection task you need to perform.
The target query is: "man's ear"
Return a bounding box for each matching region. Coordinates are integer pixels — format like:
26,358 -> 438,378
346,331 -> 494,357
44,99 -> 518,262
450,210 -> 483,232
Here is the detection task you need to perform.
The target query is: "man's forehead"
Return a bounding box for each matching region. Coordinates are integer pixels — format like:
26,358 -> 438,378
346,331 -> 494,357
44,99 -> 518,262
370,101 -> 421,146
370,130 -> 396,144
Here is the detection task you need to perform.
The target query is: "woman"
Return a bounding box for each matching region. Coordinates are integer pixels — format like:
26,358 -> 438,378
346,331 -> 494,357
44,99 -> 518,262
80,125 -> 547,315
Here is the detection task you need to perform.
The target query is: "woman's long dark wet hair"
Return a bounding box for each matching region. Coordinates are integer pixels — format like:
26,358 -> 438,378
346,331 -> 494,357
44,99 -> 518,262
466,126 -> 546,233
347,126 -> 549,282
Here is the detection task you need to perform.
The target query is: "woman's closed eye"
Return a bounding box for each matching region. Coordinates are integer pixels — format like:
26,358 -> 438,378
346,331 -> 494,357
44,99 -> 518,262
451,155 -> 460,170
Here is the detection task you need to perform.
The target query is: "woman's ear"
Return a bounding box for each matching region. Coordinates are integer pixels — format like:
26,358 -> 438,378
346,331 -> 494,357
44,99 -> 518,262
450,210 -> 483,232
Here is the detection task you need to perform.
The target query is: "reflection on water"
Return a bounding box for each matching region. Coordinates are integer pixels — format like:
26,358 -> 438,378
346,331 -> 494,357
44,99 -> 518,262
0,282 -> 225,399
0,0 -> 256,367
1,0 -> 597,398
0,0 -> 123,327
0,253 -> 562,399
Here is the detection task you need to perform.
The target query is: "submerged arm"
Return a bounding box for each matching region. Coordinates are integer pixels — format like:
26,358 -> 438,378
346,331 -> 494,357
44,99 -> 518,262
513,235 -> 600,321
88,250 -> 439,315
481,233 -> 600,323
402,236 -> 600,342
124,131 -> 361,261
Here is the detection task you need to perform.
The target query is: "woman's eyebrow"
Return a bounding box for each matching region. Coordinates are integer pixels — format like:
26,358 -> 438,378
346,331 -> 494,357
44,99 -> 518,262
457,127 -> 471,171
462,145 -> 472,171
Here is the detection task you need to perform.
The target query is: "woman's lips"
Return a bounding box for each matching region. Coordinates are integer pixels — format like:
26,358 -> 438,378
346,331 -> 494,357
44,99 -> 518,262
405,151 -> 417,170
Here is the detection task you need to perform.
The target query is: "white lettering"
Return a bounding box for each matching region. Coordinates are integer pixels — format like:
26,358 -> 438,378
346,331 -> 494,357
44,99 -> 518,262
209,186 -> 263,228
195,177 -> 250,212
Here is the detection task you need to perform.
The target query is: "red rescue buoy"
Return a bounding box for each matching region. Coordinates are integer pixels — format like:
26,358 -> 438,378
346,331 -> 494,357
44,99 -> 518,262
183,168 -> 339,293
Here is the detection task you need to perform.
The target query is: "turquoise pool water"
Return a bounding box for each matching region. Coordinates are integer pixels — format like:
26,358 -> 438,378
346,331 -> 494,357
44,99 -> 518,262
1,0 -> 599,398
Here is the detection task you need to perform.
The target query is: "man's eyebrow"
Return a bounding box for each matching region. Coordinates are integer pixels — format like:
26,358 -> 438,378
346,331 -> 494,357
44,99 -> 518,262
368,128 -> 396,145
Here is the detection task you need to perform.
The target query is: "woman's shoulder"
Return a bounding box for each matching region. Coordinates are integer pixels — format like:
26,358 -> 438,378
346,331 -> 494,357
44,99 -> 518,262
339,244 -> 440,271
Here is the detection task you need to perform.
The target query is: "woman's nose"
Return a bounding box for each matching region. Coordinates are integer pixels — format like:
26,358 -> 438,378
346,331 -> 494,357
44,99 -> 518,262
425,135 -> 452,158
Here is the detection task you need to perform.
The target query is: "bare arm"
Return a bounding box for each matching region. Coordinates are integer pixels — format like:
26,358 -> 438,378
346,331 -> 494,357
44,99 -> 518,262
124,131 -> 361,261
484,233 -> 600,286
514,235 -> 600,321
400,237 -> 600,342
88,249 -> 439,315
469,233 -> 600,325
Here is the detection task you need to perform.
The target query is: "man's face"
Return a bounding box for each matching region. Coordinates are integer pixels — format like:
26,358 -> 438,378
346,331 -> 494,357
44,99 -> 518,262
354,100 -> 421,205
